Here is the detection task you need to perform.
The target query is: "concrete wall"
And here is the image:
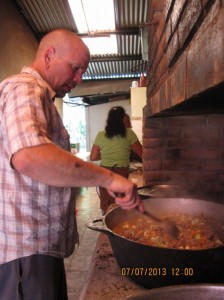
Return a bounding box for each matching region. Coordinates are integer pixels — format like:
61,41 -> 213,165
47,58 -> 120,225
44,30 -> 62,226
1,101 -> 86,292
0,0 -> 65,118
0,0 -> 38,81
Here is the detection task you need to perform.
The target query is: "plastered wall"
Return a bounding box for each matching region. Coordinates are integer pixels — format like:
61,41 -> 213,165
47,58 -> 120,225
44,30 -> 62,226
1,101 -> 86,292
0,0 -> 38,81
0,0 -> 64,118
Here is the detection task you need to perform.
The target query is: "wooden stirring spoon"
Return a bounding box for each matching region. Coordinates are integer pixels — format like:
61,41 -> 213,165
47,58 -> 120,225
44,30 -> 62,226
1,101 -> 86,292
136,208 -> 180,239
113,192 -> 179,239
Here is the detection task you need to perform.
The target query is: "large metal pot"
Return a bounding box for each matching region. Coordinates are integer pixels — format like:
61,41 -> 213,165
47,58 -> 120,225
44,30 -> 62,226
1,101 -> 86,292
124,284 -> 224,299
87,198 -> 224,288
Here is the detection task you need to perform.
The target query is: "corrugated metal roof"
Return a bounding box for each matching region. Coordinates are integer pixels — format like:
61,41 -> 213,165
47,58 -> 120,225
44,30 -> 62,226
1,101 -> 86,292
15,0 -> 149,80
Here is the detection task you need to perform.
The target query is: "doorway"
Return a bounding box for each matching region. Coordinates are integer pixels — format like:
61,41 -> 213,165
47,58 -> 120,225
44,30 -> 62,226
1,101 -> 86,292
63,97 -> 87,152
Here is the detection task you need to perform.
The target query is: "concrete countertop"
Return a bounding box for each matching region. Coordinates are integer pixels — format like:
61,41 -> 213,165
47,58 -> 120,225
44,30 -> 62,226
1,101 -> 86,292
79,234 -> 146,300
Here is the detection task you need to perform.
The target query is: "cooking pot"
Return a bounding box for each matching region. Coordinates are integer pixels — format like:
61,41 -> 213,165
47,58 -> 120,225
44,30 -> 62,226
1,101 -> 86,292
137,184 -> 192,199
87,198 -> 224,288
124,284 -> 224,299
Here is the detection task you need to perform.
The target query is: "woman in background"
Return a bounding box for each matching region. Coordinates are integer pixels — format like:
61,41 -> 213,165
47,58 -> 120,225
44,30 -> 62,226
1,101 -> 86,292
90,106 -> 142,214
124,113 -> 143,163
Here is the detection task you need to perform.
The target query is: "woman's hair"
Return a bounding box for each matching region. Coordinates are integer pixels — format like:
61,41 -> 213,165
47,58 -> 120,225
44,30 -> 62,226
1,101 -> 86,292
105,106 -> 126,138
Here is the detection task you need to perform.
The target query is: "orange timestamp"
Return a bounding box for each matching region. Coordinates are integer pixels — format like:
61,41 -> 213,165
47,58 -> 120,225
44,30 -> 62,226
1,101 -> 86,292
121,267 -> 167,276
121,267 -> 194,277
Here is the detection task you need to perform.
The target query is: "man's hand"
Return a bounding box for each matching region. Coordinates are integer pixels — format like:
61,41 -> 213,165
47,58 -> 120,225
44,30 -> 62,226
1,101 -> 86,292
106,174 -> 144,212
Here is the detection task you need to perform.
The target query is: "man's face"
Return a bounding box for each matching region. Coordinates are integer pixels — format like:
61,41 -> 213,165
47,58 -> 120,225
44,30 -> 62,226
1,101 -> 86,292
47,46 -> 89,98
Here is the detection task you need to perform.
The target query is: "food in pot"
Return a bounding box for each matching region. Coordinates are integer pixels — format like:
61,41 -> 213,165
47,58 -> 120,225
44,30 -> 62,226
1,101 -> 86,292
113,213 -> 224,250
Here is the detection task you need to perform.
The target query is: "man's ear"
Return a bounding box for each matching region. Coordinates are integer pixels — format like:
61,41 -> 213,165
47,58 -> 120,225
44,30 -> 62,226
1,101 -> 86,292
45,47 -> 55,67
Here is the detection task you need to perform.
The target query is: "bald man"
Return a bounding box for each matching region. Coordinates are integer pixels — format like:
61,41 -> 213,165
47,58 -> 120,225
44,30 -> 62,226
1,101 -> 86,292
0,29 -> 143,299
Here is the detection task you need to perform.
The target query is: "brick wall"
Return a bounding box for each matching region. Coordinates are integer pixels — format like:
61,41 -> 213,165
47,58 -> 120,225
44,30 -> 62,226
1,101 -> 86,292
142,0 -> 224,200
142,114 -> 224,201
146,0 -> 224,116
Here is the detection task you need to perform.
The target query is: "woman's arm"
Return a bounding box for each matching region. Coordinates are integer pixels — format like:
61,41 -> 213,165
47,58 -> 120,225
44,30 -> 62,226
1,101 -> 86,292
131,140 -> 143,159
90,144 -> 101,161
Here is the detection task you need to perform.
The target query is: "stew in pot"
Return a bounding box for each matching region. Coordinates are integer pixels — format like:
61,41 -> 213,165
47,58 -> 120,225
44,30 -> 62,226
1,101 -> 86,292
113,213 -> 224,250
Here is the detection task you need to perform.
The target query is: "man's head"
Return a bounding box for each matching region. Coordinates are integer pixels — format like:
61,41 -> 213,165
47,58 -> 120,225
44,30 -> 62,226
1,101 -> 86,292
32,29 -> 90,98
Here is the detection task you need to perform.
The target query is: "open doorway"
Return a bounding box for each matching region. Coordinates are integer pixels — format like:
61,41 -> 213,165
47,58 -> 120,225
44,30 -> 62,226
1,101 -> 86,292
63,96 -> 86,152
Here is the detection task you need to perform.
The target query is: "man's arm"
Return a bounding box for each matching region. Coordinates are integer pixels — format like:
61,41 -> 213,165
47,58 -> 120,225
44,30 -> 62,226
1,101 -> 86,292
11,143 -> 144,211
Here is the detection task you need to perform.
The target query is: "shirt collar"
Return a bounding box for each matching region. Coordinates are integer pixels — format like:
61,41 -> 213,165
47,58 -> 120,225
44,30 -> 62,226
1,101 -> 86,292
21,66 -> 56,99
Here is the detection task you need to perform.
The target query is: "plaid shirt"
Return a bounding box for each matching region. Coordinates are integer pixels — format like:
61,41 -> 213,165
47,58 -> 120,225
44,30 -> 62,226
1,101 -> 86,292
0,67 -> 77,264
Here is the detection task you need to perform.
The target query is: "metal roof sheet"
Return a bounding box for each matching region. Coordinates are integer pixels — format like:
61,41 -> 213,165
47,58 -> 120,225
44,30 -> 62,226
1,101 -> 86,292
15,0 -> 149,80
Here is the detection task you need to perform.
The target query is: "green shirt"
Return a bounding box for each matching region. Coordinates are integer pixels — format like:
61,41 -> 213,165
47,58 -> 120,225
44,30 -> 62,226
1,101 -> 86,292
93,129 -> 139,167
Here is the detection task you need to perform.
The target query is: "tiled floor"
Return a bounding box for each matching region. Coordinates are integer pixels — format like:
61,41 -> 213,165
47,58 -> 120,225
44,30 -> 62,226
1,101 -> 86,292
64,187 -> 101,300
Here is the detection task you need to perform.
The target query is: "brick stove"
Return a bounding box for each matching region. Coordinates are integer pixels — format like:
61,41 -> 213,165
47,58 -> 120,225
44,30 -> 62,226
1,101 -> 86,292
142,0 -> 224,202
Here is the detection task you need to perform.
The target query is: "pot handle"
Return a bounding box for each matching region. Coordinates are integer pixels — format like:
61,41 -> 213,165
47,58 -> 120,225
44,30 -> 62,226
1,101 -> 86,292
86,217 -> 113,235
